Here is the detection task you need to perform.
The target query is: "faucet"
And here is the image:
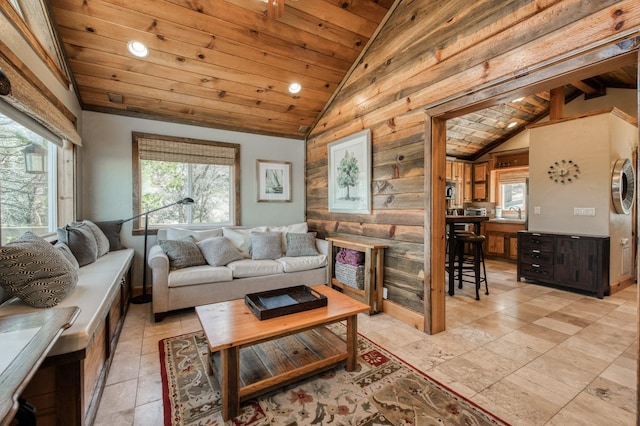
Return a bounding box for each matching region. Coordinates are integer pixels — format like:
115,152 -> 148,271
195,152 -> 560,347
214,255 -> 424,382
509,206 -> 522,219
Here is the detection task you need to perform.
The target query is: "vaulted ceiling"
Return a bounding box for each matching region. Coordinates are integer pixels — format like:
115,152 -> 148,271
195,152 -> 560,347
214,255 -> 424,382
48,0 -> 395,139
10,1 -> 639,157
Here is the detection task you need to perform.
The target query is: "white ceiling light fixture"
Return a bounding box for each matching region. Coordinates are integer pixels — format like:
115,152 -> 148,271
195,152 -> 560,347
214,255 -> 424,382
507,121 -> 518,129
512,97 -> 525,102
288,82 -> 301,94
127,40 -> 149,58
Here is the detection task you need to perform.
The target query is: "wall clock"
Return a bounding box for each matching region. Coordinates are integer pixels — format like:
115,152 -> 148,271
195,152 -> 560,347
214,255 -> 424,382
611,158 -> 635,215
547,159 -> 579,183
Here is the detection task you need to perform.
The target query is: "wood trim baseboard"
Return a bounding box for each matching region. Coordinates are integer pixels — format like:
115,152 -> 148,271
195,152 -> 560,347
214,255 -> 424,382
381,299 -> 425,333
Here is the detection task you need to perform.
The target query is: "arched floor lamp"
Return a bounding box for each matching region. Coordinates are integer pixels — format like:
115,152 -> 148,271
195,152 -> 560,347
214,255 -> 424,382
122,197 -> 195,304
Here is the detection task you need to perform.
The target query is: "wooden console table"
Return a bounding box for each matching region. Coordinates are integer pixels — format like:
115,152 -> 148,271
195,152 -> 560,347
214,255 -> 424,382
0,306 -> 80,426
326,237 -> 387,314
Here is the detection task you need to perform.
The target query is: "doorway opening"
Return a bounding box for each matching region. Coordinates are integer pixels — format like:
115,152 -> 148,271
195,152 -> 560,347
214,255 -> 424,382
425,40 -> 639,334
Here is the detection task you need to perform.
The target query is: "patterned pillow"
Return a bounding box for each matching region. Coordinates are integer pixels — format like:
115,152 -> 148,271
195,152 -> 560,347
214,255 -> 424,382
250,231 -> 283,260
57,222 -> 98,266
285,232 -> 318,256
197,237 -> 243,266
0,232 -> 78,308
159,237 -> 206,270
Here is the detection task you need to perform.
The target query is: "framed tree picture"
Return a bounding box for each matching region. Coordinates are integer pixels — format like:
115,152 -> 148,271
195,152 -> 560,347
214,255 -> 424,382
328,129 -> 371,214
257,159 -> 292,202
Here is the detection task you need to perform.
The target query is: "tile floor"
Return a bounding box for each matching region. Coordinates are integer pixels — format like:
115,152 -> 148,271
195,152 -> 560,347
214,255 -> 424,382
94,259 -> 638,425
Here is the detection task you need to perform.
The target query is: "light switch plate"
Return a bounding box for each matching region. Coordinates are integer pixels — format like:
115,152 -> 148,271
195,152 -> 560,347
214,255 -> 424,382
383,287 -> 388,299
534,206 -> 541,214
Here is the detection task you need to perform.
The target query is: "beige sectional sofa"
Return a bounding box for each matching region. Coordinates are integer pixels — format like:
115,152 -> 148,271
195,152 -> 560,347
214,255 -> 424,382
149,223 -> 328,321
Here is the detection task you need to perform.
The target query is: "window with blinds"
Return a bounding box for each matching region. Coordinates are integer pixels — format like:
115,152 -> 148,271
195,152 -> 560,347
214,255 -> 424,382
132,133 -> 240,229
496,168 -> 528,217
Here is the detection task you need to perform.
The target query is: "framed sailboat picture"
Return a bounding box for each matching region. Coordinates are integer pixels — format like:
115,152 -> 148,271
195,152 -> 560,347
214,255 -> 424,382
257,159 -> 292,202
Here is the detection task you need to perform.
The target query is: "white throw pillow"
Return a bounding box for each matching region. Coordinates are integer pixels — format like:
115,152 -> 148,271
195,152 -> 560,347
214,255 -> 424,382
222,227 -> 267,258
166,227 -> 223,242
268,222 -> 308,250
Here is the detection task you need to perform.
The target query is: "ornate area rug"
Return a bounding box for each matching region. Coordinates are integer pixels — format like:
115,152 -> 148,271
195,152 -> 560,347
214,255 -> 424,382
160,324 -> 509,426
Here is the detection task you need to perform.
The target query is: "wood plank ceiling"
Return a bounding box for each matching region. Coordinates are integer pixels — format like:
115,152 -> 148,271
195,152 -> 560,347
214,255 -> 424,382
49,0 -> 395,139
44,1 -> 637,154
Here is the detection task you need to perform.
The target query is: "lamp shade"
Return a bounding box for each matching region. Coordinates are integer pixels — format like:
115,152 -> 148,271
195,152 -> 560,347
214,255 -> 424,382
23,143 -> 46,174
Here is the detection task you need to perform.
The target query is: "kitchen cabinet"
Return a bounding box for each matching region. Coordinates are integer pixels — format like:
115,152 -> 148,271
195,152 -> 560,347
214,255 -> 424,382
517,231 -> 610,298
472,161 -> 489,201
482,221 -> 525,261
446,160 -> 466,207
463,163 -> 472,202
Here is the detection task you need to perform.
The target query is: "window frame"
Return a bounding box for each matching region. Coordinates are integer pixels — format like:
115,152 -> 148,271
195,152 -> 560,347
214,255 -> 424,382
493,166 -> 529,218
132,132 -> 240,234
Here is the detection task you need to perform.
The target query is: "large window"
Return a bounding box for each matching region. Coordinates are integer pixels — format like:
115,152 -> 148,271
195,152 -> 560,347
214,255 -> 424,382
133,133 -> 240,229
0,113 -> 57,243
495,168 -> 528,218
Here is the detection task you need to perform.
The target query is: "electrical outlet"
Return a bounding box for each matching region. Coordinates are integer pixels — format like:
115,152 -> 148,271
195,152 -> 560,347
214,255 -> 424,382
574,207 -> 596,216
383,287 -> 388,299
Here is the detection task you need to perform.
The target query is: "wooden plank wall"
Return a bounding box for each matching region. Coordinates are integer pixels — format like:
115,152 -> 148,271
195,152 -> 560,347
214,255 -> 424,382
306,0 -> 639,329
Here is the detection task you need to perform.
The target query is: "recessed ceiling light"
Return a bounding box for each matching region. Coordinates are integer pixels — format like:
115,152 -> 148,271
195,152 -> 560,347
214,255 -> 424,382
507,121 -> 518,129
512,97 -> 524,102
127,40 -> 148,58
288,82 -> 301,94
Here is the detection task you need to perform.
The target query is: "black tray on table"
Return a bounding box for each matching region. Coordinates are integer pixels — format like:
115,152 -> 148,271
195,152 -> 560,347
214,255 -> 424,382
244,285 -> 328,320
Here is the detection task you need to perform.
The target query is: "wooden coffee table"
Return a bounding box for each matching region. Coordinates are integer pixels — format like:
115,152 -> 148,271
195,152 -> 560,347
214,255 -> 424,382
195,284 -> 370,420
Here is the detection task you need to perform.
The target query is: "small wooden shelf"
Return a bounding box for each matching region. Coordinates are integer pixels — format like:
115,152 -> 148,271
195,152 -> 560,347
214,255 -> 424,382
326,237 -> 387,314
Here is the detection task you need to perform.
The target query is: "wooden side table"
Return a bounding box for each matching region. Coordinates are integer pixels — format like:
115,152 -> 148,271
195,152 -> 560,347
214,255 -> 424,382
326,237 -> 387,314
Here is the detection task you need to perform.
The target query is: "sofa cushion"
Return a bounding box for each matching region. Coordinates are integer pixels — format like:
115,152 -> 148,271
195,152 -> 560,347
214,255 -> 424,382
167,227 -> 223,242
197,237 -> 243,266
277,254 -> 328,273
0,232 -> 78,308
222,226 -> 267,258
79,220 -> 110,257
95,220 -> 124,251
227,259 -> 283,278
250,231 -> 283,260
57,222 -> 98,267
159,237 -> 206,270
285,232 -> 318,256
167,264 -> 233,287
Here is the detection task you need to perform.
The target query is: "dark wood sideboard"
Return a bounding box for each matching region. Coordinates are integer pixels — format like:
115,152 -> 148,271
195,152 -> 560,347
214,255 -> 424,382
517,231 -> 610,298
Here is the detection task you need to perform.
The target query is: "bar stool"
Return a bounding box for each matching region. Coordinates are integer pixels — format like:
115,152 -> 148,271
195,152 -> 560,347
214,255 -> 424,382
454,233 -> 488,300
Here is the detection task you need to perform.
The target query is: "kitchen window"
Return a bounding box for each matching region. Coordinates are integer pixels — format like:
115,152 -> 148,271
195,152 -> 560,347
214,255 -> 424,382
495,168 -> 528,218
132,133 -> 240,230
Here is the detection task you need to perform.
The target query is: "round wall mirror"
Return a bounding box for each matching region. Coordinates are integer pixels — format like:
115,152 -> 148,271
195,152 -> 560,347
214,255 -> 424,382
611,158 -> 635,215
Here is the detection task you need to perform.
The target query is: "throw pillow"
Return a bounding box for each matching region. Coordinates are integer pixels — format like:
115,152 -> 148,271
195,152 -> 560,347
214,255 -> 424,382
95,220 -> 124,251
222,226 -> 267,258
54,242 -> 80,270
0,232 -> 78,308
250,231 -> 283,260
268,222 -> 308,250
77,220 -> 110,257
57,222 -> 98,267
197,237 -> 243,266
285,232 -> 318,256
159,237 -> 206,270
166,227 -> 223,242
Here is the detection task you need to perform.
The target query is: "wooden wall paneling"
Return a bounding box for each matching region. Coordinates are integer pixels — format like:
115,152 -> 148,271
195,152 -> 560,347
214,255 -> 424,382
312,0 -> 637,137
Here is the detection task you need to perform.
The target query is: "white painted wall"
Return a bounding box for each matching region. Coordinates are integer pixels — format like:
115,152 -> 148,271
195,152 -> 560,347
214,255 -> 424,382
79,111 -> 307,285
528,111 -> 637,284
